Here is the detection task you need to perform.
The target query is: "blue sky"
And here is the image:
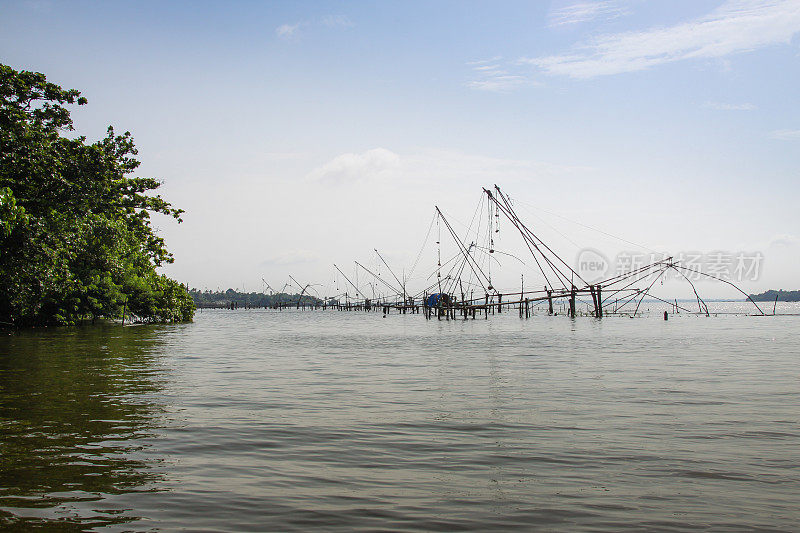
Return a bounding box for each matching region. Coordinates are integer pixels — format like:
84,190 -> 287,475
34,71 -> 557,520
2,0 -> 799,298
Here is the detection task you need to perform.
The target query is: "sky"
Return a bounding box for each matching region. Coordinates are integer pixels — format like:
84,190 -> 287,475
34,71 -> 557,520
2,0 -> 799,299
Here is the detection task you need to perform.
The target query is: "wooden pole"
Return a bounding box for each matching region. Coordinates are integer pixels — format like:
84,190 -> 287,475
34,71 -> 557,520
569,286 -> 576,318
597,285 -> 603,318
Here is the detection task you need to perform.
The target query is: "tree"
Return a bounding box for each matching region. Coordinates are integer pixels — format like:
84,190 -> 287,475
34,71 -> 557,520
0,64 -> 194,326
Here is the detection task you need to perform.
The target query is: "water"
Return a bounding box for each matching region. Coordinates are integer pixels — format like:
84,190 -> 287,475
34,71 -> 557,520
1,305 -> 799,531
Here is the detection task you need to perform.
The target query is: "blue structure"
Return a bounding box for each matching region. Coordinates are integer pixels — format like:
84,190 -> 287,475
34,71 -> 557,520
425,293 -> 451,308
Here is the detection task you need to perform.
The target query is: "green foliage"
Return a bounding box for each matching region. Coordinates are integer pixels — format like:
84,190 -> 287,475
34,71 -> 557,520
190,289 -> 323,308
749,289 -> 800,302
0,187 -> 26,238
0,64 -> 194,326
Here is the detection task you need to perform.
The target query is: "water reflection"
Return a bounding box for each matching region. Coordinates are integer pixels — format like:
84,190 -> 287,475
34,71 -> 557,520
0,325 -> 170,529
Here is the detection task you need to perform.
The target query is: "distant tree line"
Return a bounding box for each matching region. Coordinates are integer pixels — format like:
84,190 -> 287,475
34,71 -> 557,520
190,289 -> 326,309
748,290 -> 800,302
0,64 -> 194,326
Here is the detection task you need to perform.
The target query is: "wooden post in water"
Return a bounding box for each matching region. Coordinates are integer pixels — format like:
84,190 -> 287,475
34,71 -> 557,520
498,293 -> 502,313
597,285 -> 603,318
569,286 -> 576,318
546,287 -> 553,315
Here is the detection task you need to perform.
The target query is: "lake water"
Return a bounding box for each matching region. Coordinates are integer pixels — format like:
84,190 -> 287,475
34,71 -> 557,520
1,304 -> 799,531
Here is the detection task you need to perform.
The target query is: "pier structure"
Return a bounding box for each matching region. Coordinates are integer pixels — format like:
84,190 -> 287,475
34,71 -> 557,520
218,185 -> 767,319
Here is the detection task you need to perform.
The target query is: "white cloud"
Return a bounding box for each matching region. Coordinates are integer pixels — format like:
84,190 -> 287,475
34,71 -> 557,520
704,101 -> 757,110
276,23 -> 300,38
769,234 -> 799,247
467,57 -> 502,64
466,58 -> 540,92
548,1 -> 628,27
306,148 -> 400,182
770,129 -> 800,140
467,75 -> 530,92
306,147 -> 590,185
525,0 -> 800,78
276,16 -> 353,40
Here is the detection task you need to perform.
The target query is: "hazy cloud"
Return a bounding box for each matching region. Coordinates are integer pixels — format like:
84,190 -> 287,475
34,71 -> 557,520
525,0 -> 800,78
307,147 -> 590,185
466,58 -> 539,92
261,249 -> 320,266
23,0 -> 53,12
322,15 -> 354,28
770,129 -> 800,140
276,23 -> 300,39
260,151 -> 308,161
307,148 -> 401,182
276,15 -> 353,40
769,233 -> 800,247
704,101 -> 757,110
548,1 -> 628,27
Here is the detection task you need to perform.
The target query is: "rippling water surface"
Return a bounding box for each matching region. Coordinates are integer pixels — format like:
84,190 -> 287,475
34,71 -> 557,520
1,305 -> 799,531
